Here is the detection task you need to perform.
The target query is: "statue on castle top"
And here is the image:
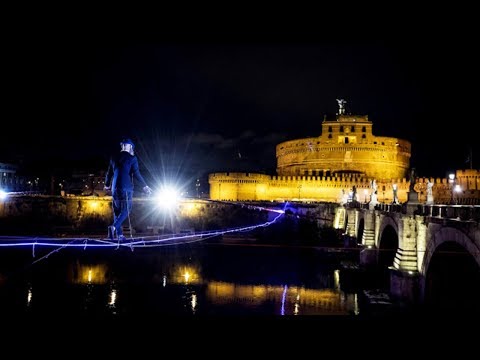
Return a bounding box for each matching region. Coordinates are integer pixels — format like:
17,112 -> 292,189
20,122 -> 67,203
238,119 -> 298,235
426,179 -> 434,205
409,168 -> 416,191
392,183 -> 399,204
427,180 -> 433,197
339,189 -> 348,205
336,99 -> 347,115
369,190 -> 378,210
352,185 -> 357,202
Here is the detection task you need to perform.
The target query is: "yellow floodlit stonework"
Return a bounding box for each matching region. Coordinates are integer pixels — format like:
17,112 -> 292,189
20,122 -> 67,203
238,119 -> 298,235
209,111 -> 412,203
276,114 -> 410,180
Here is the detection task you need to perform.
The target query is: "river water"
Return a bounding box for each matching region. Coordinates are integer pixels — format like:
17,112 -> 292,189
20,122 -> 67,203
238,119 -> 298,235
1,239 -> 384,318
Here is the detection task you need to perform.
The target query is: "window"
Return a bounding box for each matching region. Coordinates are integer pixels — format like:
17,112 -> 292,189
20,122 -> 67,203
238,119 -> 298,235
362,126 -> 366,132
340,126 -> 344,132
328,126 -> 332,132
351,126 -> 355,132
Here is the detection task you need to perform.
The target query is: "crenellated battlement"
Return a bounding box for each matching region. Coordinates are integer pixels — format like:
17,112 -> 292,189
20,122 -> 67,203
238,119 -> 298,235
209,171 -> 480,204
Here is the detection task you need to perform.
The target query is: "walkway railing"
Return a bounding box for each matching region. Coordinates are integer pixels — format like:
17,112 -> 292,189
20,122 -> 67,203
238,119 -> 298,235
346,201 -> 480,222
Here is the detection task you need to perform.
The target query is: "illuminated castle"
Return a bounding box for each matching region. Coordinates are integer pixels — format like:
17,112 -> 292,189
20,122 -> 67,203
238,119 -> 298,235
209,100 -> 480,204
275,100 -> 410,180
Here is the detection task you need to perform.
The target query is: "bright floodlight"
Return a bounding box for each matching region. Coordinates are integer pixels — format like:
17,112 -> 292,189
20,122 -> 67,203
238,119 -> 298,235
0,190 -> 7,200
155,186 -> 181,210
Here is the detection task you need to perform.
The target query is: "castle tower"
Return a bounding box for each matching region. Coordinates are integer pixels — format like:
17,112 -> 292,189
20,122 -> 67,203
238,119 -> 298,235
275,100 -> 411,180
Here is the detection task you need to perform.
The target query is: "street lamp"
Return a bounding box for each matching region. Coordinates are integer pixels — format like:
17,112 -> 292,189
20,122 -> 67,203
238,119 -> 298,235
449,173 -> 455,204
454,184 -> 462,205
195,178 -> 200,198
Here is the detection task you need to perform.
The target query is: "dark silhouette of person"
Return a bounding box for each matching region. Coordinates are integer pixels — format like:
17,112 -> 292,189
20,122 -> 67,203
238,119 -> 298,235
104,138 -> 152,240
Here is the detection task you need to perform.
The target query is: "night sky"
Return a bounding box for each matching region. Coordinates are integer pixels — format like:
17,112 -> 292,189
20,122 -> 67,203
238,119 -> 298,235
3,32 -> 478,187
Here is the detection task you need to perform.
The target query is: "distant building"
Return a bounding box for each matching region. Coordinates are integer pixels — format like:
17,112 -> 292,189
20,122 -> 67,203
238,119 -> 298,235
208,101 -> 478,204
64,170 -> 107,196
0,162 -> 26,191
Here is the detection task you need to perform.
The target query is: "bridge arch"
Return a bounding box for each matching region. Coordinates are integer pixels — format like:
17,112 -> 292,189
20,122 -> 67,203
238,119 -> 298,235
378,224 -> 399,269
375,217 -> 400,289
422,227 -> 480,275
421,227 -> 480,311
357,217 -> 365,245
376,215 -> 399,250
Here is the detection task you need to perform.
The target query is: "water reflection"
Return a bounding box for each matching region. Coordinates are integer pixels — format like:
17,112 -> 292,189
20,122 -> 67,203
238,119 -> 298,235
294,294 -> 300,315
175,265 -> 200,285
107,284 -> 118,315
191,293 -> 197,314
109,288 -> 117,307
281,285 -> 287,315
0,244 -> 361,316
210,281 -> 354,315
206,281 -> 356,315
72,263 -> 108,285
334,269 -> 340,291
27,286 -> 32,307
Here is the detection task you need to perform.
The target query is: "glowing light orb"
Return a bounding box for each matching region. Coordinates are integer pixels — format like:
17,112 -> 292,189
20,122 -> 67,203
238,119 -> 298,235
155,186 -> 181,210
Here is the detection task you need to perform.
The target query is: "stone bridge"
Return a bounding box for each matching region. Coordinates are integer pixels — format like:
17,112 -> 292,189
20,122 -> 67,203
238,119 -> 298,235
334,200 -> 480,308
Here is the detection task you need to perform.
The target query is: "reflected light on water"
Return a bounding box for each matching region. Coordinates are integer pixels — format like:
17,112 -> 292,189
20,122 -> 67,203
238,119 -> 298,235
171,265 -> 201,285
281,285 -> 287,315
74,264 -> 108,284
334,269 -> 340,291
191,293 -> 197,313
294,294 -> 300,315
109,289 -> 117,306
294,303 -> 300,315
27,287 -> 32,306
354,293 -> 359,315
207,281 -> 354,315
0,244 -> 371,316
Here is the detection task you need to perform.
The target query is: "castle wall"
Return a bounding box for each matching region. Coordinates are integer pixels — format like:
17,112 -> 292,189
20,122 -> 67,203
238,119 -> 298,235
209,172 -> 412,203
456,169 -> 480,191
414,172 -> 480,205
208,172 -> 480,205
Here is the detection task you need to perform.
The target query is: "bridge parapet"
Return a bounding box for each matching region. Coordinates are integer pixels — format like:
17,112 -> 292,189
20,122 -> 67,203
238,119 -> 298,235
343,202 -> 480,221
414,205 -> 480,222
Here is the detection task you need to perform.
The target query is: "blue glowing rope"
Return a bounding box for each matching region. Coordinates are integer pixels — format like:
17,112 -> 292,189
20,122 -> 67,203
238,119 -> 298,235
0,204 -> 286,251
